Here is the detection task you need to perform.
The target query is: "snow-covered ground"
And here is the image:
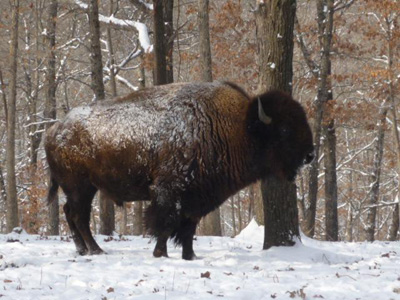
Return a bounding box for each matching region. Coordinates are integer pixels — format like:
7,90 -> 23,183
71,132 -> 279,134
1,221 -> 399,300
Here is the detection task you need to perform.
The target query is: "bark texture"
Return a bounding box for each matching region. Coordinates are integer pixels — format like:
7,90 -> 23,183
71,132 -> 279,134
324,119 -> 338,241
153,0 -> 168,85
198,0 -> 213,82
132,202 -> 144,235
6,0 -> 20,233
262,176 -> 299,247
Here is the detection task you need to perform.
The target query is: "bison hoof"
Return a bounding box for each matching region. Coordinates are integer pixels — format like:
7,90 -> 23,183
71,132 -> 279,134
182,253 -> 197,261
89,248 -> 105,255
77,248 -> 88,256
153,248 -> 168,258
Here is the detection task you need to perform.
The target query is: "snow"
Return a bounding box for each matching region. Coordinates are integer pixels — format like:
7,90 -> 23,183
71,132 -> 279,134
138,0 -> 153,10
74,0 -> 152,52
101,15 -> 152,52
1,222 -> 400,300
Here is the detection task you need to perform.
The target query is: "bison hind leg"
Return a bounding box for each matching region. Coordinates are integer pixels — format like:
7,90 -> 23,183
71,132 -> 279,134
64,202 -> 88,255
144,200 -> 181,258
63,183 -> 102,255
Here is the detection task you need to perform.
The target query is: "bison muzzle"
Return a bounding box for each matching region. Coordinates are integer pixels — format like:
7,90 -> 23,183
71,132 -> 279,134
45,81 -> 314,259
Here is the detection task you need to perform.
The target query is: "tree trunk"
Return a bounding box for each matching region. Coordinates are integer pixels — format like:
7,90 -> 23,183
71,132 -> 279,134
386,17 -> 399,242
254,183 -> 263,224
106,12 -> 117,97
153,0 -> 168,85
202,208 -> 222,236
255,0 -> 298,249
388,203 -> 399,241
197,0 -> 221,236
25,12 -> 42,168
320,0 -> 338,242
164,0 -> 174,83
88,0 -> 115,235
237,193 -> 242,232
0,72 -> 7,231
88,0 -> 105,100
99,193 -> 115,235
120,203 -> 128,235
324,119 -> 338,241
230,197 -> 236,236
345,204 -> 353,242
132,202 -> 143,235
262,176 -> 299,248
364,107 -> 387,241
6,0 -> 20,233
248,185 -> 256,223
198,0 -> 212,82
44,0 -> 59,235
0,165 -> 7,233
345,169 -> 354,242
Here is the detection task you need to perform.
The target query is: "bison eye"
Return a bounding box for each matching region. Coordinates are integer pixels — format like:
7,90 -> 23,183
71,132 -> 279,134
304,151 -> 315,164
279,126 -> 291,139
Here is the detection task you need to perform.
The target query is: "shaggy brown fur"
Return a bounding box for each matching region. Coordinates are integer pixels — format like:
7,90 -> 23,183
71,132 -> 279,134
45,81 -> 314,259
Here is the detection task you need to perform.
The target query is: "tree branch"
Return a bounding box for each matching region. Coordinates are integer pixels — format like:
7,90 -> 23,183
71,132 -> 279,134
334,0 -> 355,12
294,16 -> 319,78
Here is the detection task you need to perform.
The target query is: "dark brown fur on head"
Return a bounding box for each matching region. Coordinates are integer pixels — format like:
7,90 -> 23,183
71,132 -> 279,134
247,90 -> 314,181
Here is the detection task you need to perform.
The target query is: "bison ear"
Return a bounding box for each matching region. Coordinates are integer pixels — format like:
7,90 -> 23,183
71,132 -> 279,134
258,97 -> 272,125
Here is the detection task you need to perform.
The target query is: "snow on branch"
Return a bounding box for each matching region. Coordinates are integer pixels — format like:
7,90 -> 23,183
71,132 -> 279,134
73,0 -> 152,52
99,14 -> 152,52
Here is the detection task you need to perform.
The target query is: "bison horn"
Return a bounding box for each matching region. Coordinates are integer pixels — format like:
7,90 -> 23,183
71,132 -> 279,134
258,97 -> 272,125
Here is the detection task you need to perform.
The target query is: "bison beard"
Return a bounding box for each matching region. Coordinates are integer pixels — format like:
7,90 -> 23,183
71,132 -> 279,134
45,82 -> 314,259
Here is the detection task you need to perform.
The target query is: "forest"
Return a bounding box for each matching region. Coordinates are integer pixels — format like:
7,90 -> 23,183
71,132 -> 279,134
0,0 -> 399,245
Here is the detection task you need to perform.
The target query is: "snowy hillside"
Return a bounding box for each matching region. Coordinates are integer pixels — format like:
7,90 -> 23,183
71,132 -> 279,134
1,221 -> 399,300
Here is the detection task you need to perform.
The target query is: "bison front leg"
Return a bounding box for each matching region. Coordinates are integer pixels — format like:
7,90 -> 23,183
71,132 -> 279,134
153,233 -> 169,258
175,217 -> 199,260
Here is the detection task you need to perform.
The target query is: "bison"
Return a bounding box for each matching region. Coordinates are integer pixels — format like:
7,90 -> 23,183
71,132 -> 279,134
45,81 -> 314,260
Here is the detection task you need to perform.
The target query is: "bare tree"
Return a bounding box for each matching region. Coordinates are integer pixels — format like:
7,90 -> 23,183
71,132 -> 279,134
320,0 -> 338,241
6,0 -> 20,233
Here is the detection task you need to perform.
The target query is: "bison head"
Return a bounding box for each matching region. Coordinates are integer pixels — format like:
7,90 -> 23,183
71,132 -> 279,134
250,90 -> 314,181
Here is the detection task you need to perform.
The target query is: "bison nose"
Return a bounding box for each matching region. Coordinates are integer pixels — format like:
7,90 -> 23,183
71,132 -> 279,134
304,150 -> 315,164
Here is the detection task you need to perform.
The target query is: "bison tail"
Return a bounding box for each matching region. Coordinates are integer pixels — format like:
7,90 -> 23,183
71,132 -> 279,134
47,176 -> 59,205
